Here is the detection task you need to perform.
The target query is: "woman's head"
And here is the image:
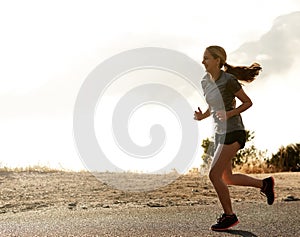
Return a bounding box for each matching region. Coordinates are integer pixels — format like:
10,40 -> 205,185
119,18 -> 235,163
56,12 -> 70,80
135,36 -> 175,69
203,45 -> 262,82
205,46 -> 227,69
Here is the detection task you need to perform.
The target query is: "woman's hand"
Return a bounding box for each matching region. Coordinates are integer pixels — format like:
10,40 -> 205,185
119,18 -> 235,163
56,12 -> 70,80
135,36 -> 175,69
216,110 -> 227,121
194,107 -> 204,121
194,107 -> 211,121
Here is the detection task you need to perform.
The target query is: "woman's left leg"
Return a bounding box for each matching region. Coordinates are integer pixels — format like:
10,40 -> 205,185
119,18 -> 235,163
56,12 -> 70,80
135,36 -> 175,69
209,142 -> 241,215
222,153 -> 275,205
222,159 -> 263,188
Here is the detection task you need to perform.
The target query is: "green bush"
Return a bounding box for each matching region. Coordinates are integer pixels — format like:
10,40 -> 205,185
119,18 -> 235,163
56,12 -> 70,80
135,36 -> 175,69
267,143 -> 300,172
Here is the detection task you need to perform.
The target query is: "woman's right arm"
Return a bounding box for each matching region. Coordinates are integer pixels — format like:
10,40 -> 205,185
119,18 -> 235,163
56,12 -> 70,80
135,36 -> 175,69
194,107 -> 211,121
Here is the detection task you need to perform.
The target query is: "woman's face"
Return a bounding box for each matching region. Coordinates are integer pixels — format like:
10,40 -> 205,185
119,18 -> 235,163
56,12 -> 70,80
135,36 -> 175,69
202,49 -> 220,73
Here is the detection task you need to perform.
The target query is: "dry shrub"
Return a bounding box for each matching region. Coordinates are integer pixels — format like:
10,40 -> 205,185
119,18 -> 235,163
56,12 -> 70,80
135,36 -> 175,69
233,157 -> 279,174
0,165 -> 65,173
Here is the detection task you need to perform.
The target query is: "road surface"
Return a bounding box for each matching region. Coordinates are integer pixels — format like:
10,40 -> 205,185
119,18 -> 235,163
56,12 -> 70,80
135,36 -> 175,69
0,202 -> 299,237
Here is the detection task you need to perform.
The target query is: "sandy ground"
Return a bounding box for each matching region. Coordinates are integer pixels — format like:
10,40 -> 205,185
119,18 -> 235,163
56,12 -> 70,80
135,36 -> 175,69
0,171 -> 299,236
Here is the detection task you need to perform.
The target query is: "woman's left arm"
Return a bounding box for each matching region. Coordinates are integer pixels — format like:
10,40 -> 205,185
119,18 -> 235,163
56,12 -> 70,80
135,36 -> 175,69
226,88 -> 253,119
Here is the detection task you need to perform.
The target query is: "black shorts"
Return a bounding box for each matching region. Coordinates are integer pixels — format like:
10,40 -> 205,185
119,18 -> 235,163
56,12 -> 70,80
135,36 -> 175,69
215,130 -> 246,150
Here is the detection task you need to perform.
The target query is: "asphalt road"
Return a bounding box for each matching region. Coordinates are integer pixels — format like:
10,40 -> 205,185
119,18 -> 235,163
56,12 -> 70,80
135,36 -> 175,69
0,202 -> 299,237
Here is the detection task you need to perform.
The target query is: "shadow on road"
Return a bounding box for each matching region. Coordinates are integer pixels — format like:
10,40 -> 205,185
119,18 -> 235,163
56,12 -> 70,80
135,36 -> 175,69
223,229 -> 258,237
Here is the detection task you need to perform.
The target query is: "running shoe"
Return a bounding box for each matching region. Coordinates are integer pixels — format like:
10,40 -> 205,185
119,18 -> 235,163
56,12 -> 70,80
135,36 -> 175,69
261,177 -> 275,205
211,213 -> 239,231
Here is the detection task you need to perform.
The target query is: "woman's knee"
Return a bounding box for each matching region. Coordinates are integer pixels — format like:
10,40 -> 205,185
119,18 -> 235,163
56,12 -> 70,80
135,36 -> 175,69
210,169 -> 234,185
209,168 -> 221,183
222,172 -> 234,185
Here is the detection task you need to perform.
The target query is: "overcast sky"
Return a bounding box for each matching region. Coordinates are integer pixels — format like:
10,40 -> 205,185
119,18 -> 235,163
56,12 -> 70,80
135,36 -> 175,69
0,1 -> 299,171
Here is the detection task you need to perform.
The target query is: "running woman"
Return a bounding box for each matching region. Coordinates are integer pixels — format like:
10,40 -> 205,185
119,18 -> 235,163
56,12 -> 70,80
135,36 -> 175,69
194,45 -> 275,231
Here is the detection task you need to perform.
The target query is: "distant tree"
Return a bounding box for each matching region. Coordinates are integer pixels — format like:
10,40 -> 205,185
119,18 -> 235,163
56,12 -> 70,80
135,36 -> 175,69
201,138 -> 214,167
267,143 -> 300,171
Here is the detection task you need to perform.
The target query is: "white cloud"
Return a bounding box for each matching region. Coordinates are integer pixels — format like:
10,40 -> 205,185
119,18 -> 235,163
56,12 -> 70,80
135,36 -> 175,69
232,11 -> 300,153
256,54 -> 272,61
230,11 -> 300,77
